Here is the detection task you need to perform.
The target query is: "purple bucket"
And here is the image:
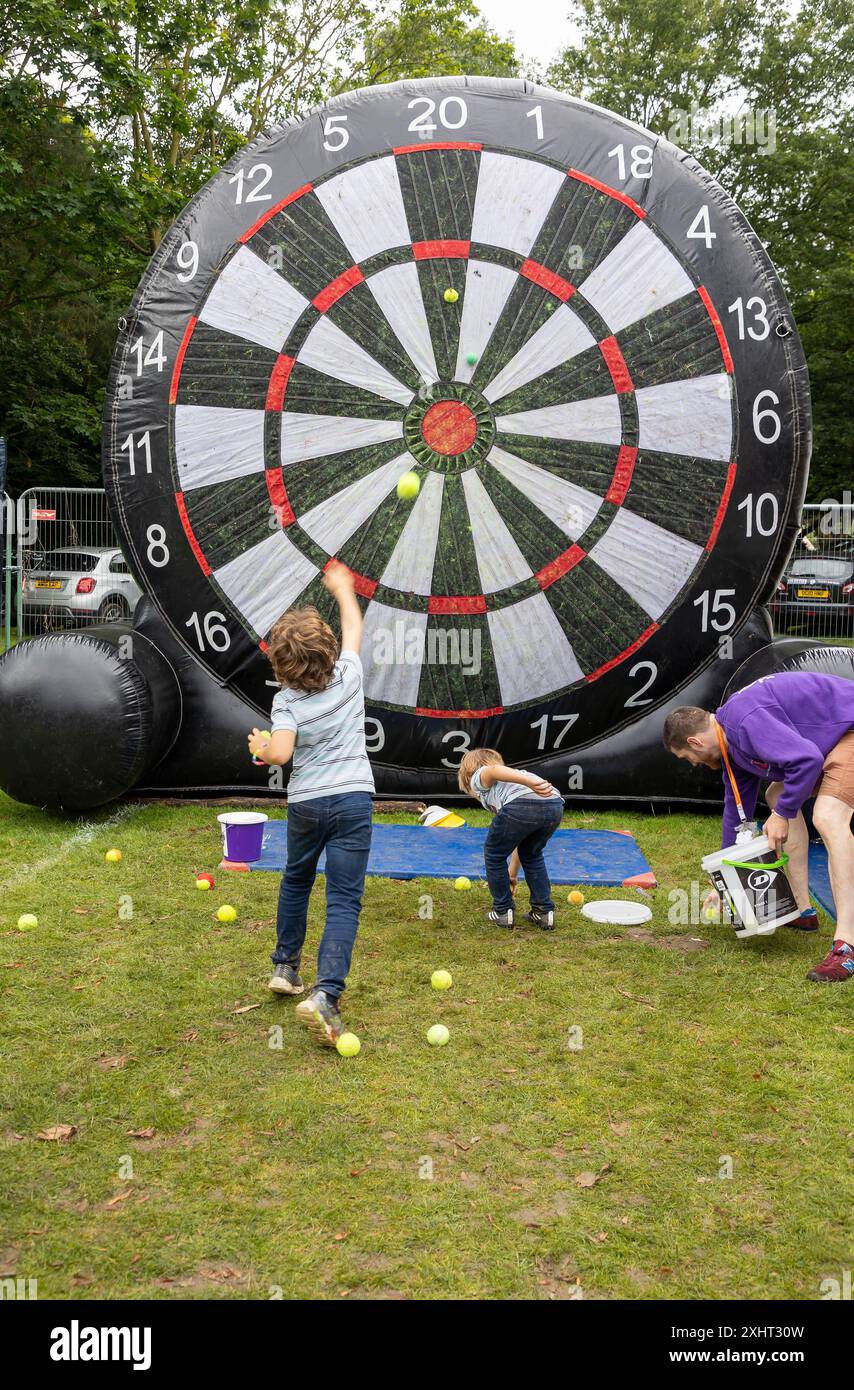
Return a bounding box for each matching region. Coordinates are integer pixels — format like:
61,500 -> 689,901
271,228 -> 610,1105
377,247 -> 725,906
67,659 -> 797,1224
217,811 -> 268,863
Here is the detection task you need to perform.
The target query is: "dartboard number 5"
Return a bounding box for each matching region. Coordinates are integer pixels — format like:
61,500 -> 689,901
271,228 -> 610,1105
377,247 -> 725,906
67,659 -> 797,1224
185,610 -> 230,653
530,713 -> 579,750
323,115 -> 349,151
440,730 -> 471,768
407,96 -> 467,134
229,164 -> 273,204
607,144 -> 653,180
694,589 -> 736,633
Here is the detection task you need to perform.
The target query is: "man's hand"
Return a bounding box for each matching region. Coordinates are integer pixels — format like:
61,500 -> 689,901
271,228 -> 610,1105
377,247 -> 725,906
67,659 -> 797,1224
702,887 -> 720,917
248,727 -> 270,759
322,560 -> 354,600
763,811 -> 789,856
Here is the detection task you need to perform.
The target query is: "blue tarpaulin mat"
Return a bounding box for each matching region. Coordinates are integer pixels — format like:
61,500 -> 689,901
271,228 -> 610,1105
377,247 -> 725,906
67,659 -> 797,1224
240,821 -> 654,887
808,841 -> 836,920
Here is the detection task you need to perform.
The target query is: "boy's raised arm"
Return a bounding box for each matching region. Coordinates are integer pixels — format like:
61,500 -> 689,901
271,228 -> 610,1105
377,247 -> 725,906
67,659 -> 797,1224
323,561 -> 362,655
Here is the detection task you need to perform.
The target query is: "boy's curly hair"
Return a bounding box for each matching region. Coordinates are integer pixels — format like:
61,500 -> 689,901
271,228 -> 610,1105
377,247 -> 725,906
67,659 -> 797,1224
458,747 -> 502,795
267,607 -> 338,693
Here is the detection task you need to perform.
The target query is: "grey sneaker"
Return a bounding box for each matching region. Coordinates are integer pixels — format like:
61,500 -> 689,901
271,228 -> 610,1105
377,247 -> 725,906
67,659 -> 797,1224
295,989 -> 344,1046
487,907 -> 515,928
268,963 -> 305,995
525,908 -> 555,931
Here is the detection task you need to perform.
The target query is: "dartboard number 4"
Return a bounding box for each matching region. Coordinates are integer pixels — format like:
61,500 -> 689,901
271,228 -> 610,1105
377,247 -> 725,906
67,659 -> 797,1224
131,332 -> 166,375
607,144 -> 653,179
694,589 -> 736,633
229,164 -> 273,204
686,206 -> 716,249
738,492 -> 779,537
185,610 -> 230,653
728,296 -> 770,340
624,662 -> 658,707
440,730 -> 471,768
121,431 -> 152,476
530,713 -> 579,750
407,96 -> 467,134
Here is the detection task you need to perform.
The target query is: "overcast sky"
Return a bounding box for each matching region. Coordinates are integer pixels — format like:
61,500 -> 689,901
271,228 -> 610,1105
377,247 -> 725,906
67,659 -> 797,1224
476,0 -> 581,72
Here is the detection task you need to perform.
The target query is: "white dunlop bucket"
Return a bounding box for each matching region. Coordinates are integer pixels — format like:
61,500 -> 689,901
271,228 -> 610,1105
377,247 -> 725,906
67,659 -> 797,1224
702,833 -> 800,938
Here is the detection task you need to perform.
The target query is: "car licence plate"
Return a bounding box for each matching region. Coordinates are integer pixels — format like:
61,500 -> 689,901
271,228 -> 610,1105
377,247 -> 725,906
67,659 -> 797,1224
796,587 -> 830,599
34,580 -> 62,589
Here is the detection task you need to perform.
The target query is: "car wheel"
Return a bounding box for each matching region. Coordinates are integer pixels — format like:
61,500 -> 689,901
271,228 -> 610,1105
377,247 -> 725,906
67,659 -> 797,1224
98,596 -> 129,624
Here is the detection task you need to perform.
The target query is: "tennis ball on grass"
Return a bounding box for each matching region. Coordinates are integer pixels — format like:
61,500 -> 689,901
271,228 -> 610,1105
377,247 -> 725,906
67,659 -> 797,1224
431,969 -> 452,990
105,849 -> 123,863
216,904 -> 237,922
454,876 -> 472,891
568,889 -> 584,906
17,913 -> 38,930
427,1024 -> 450,1046
195,875 -> 213,891
396,471 -> 421,501
336,1032 -> 361,1057
442,287 -> 459,304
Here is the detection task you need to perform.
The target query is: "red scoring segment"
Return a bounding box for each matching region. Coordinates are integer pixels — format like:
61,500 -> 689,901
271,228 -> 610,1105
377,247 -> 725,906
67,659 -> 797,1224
420,399 -> 478,455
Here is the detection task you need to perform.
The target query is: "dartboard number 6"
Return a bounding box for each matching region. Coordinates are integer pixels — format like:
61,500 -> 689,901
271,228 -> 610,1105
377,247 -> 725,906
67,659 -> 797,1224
607,144 -> 653,180
229,164 -> 273,204
407,96 -> 467,134
753,390 -> 782,444
185,610 -> 230,653
694,589 -> 736,633
530,713 -> 579,750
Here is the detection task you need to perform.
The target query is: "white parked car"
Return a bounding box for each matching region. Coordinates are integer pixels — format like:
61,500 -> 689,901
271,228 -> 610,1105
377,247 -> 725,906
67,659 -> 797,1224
22,547 -> 142,628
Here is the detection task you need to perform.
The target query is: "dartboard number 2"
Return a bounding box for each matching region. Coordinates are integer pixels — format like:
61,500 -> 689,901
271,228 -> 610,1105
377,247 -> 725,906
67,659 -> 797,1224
530,713 -> 579,750
440,730 -> 471,768
185,610 -> 230,653
229,164 -> 272,204
407,96 -> 467,134
624,662 -> 658,707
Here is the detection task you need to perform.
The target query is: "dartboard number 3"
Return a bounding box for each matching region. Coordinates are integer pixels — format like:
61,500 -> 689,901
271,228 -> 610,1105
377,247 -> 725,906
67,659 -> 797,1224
407,96 -> 467,134
229,164 -> 272,204
440,730 -> 471,768
607,144 -> 653,180
185,610 -> 230,653
694,589 -> 736,632
530,713 -> 579,750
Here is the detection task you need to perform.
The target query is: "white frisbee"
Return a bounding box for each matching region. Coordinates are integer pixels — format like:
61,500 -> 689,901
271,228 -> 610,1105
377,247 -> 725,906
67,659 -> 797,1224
581,899 -> 653,926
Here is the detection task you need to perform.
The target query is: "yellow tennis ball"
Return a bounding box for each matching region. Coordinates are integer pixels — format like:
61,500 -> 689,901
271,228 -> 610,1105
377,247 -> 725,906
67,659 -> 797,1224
443,287 -> 459,304
195,878 -> 212,891
17,913 -> 38,930
704,906 -> 717,921
454,876 -> 472,891
431,969 -> 452,990
336,1032 -> 361,1057
105,849 -> 123,863
427,1023 -> 450,1046
396,471 -> 420,501
216,904 -> 237,922
568,889 -> 584,906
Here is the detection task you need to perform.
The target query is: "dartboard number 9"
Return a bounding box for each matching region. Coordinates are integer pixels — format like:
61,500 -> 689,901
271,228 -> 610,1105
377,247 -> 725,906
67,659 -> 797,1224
104,79 -> 809,771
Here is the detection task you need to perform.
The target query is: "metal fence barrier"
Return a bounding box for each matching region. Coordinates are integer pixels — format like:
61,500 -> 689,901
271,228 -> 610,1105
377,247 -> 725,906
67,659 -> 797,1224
767,502 -> 854,646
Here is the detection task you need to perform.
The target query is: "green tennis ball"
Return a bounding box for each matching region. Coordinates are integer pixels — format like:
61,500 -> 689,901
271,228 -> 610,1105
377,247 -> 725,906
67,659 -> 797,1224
431,969 -> 452,991
336,1032 -> 361,1057
427,1023 -> 450,1047
17,913 -> 38,930
216,904 -> 237,922
454,876 -> 471,891
465,351 -> 478,365
396,471 -> 420,501
443,287 -> 459,304
105,848 -> 123,863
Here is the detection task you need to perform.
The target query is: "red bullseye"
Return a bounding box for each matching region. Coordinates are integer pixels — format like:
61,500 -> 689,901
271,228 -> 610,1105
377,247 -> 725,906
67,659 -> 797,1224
420,399 -> 478,455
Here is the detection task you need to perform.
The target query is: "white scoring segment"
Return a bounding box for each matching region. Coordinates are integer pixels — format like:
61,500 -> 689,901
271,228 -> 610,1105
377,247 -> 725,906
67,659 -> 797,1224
461,470 -> 532,593
484,303 -> 596,404
298,316 -> 414,406
361,600 -> 427,707
488,593 -> 583,704
496,396 -> 623,446
636,376 -> 733,461
454,261 -> 517,383
213,530 -> 318,638
576,222 -> 695,335
174,406 -> 265,492
315,156 -> 411,262
280,414 -> 403,466
487,445 -> 602,540
299,453 -> 413,555
367,263 -> 438,385
198,246 -> 308,351
470,153 -> 565,257
588,509 -> 703,621
380,470 -> 444,595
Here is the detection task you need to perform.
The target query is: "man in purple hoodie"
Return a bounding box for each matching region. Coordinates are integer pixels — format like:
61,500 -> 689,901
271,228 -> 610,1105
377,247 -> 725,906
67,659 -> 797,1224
663,671 -> 854,983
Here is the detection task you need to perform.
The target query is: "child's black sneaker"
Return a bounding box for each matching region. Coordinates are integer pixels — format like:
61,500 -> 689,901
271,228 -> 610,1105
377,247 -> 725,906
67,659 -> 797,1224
487,908 -> 515,928
525,907 -> 555,931
268,963 -> 305,995
295,989 -> 344,1046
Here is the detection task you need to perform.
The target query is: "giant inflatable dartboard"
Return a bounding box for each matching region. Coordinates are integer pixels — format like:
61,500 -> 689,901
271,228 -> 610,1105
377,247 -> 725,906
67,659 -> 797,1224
104,78 -> 810,776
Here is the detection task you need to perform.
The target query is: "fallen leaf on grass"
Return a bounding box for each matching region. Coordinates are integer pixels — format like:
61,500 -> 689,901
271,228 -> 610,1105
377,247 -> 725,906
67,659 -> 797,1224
36,1125 -> 77,1142
333,1230 -> 349,1242
232,1003 -> 262,1015
349,1162 -> 372,1177
97,1055 -> 128,1070
574,1163 -> 611,1189
181,1030 -> 199,1042
70,1271 -> 94,1286
615,986 -> 656,1008
72,908 -> 89,916
105,1189 -> 135,1208
609,1121 -> 630,1137
126,1127 -> 155,1139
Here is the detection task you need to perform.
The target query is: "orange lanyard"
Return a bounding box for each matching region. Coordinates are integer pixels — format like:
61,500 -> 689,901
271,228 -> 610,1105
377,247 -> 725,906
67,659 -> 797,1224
715,721 -> 749,829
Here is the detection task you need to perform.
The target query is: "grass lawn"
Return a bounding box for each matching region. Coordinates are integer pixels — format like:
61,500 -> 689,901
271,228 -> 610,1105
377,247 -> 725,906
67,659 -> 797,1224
0,792 -> 851,1302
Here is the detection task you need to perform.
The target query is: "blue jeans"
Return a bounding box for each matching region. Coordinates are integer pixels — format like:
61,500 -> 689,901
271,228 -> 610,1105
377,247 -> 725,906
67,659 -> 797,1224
485,797 -> 563,913
273,793 -> 372,999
